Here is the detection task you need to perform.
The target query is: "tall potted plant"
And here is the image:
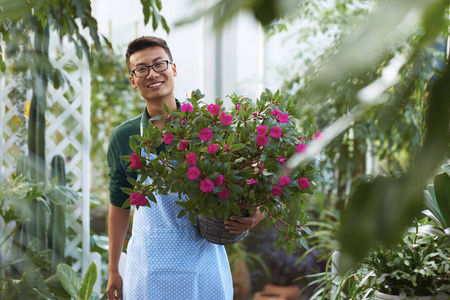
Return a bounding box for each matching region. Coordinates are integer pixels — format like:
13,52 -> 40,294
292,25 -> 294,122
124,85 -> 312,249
121,89 -> 320,253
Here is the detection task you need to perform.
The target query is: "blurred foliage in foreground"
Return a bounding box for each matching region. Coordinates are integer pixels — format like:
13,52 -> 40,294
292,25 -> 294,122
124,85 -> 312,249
185,0 -> 450,271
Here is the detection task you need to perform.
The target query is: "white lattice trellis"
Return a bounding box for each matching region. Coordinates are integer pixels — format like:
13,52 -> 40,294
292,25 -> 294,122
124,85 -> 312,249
0,31 -> 91,275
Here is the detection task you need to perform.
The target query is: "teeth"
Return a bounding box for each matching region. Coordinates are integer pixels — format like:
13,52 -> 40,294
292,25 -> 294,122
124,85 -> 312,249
148,82 -> 163,88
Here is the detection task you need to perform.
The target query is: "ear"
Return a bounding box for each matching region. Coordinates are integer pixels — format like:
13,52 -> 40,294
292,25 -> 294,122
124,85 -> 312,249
172,63 -> 177,77
129,75 -> 138,89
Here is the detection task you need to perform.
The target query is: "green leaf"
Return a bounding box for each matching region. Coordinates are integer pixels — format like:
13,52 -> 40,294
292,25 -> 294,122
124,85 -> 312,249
78,262 -> 97,300
120,155 -> 131,162
57,263 -> 81,300
273,237 -> 285,249
299,237 -> 309,250
122,198 -> 131,209
45,273 -> 71,299
0,53 -> 6,72
142,3 -> 150,24
442,163 -> 450,178
126,177 -> 138,186
120,187 -> 134,195
160,16 -> 170,33
147,193 -> 157,203
423,187 -> 445,227
301,226 -> 314,236
228,184 -> 244,195
152,12 -> 159,30
285,241 -> 295,256
129,138 -> 137,152
155,0 -> 162,11
189,212 -> 196,225
434,172 -> 450,229
226,131 -> 236,145
230,143 -> 245,151
177,208 -> 187,218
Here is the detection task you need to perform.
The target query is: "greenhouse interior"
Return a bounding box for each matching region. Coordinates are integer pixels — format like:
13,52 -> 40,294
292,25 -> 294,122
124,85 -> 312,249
1,0 -> 450,299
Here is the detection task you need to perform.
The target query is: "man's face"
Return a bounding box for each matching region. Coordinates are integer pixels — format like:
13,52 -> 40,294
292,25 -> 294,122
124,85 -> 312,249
129,46 -> 177,102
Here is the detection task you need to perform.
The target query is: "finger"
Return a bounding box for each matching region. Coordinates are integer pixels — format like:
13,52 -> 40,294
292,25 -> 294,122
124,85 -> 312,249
225,222 -> 253,233
117,287 -> 123,300
227,225 -> 249,233
229,229 -> 247,233
226,216 -> 253,224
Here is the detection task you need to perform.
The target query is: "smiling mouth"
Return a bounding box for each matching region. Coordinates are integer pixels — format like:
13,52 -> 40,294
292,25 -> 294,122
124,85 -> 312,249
148,82 -> 163,88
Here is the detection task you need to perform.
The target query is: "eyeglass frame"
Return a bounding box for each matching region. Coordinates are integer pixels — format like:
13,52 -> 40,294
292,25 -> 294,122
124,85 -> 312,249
130,60 -> 173,78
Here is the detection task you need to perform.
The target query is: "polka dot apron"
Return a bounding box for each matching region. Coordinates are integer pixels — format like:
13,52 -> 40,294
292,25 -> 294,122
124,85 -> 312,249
123,115 -> 233,299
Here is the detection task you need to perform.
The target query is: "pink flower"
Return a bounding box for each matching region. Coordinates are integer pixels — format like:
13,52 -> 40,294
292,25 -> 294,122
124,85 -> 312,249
163,133 -> 174,145
296,143 -> 307,153
181,119 -> 186,125
130,153 -> 142,169
186,152 -> 197,166
247,179 -> 258,185
181,103 -> 193,112
200,179 -> 215,193
220,112 -> 233,125
253,113 -> 258,118
278,157 -> 286,164
298,137 -> 303,141
258,164 -> 264,172
207,104 -> 221,116
278,175 -> 291,186
199,128 -> 213,141
256,134 -> 268,146
166,115 -> 172,120
218,189 -> 230,199
314,132 -> 324,140
208,143 -> 220,154
271,186 -> 282,196
179,140 -> 189,151
187,167 -> 200,180
271,109 -> 280,116
236,104 -> 241,111
256,125 -> 267,135
298,177 -> 311,189
270,126 -> 282,139
214,174 -> 224,186
130,193 -> 147,206
277,113 -> 289,123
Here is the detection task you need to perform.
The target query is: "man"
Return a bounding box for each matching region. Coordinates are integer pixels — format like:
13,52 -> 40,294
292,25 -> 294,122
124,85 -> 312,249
106,36 -> 264,300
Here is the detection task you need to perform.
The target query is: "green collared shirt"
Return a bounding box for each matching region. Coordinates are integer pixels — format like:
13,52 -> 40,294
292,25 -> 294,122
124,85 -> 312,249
107,101 -> 180,208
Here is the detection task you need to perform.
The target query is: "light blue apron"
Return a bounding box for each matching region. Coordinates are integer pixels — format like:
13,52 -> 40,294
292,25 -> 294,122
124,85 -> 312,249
123,112 -> 233,299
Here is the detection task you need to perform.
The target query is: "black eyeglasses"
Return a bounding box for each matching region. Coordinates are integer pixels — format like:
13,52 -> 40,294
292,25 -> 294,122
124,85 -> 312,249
130,60 -> 173,78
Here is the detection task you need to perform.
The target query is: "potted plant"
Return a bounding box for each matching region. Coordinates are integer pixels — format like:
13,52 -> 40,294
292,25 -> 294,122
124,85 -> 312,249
121,89 -> 320,253
363,221 -> 450,300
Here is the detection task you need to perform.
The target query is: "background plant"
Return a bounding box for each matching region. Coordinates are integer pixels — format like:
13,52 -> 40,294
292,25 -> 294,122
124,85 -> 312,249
364,221 -> 450,297
1,0 -> 170,296
186,0 -> 450,272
